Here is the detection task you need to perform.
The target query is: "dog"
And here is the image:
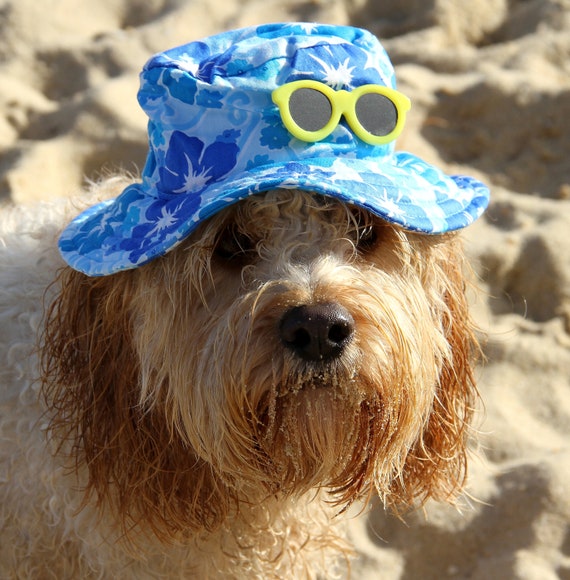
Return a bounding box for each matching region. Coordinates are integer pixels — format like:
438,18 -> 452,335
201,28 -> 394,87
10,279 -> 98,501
0,23 -> 489,578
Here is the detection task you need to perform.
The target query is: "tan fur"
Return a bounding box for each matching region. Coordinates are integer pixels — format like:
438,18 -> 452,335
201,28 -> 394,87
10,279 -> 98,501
1,181 -> 479,578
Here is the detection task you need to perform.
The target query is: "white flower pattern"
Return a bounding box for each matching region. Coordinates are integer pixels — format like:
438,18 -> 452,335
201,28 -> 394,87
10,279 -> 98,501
173,154 -> 213,194
310,54 -> 355,89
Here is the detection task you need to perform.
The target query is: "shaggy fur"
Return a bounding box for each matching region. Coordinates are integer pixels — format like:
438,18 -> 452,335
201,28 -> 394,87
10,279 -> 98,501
0,177 -> 478,578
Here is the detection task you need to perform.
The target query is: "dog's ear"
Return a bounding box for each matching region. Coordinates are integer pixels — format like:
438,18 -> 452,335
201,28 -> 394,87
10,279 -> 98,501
41,267 -> 232,541
390,238 -> 480,508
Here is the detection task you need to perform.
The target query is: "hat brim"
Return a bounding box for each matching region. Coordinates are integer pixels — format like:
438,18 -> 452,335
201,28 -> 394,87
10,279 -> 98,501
59,151 -> 489,276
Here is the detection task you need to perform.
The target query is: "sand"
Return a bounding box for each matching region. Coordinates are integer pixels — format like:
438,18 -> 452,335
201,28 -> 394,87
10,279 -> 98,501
1,0 -> 569,578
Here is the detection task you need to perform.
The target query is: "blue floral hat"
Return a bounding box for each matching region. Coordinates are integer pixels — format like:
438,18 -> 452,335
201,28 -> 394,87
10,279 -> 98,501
59,23 -> 489,276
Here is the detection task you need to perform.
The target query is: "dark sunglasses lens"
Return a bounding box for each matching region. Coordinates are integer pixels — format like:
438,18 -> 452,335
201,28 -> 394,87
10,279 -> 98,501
355,93 -> 398,137
289,87 -> 333,133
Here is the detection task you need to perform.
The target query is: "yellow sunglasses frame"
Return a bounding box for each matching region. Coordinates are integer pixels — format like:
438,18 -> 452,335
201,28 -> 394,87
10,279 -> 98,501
272,80 -> 411,145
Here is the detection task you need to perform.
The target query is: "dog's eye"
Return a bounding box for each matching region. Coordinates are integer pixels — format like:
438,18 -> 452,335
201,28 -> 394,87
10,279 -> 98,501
214,226 -> 255,262
356,224 -> 377,250
349,209 -> 379,253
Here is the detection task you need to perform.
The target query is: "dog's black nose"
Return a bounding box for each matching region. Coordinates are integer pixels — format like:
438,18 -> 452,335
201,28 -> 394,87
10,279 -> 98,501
279,303 -> 355,361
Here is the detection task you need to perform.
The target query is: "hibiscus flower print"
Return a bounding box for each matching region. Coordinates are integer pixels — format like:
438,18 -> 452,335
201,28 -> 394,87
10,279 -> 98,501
158,129 -> 241,195
120,195 -> 198,264
287,43 -> 385,89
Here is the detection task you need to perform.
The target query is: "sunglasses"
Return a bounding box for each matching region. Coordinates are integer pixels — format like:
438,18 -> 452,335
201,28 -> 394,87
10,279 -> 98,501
272,80 -> 411,146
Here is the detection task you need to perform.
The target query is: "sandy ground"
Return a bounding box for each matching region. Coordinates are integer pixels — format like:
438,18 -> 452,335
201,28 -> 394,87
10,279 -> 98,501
1,0 -> 569,578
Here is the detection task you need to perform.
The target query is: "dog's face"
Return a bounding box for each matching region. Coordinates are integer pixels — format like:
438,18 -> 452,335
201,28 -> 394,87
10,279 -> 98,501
43,188 -> 477,538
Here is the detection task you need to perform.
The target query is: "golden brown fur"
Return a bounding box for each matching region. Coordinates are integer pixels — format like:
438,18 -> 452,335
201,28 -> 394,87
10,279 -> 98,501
2,183 -> 478,578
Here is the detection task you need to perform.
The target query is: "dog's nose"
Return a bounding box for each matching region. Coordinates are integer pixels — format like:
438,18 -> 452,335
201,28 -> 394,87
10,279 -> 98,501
279,303 -> 355,361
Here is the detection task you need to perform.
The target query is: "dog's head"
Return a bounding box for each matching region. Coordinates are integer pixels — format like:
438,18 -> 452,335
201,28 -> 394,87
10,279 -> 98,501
42,186 -> 478,540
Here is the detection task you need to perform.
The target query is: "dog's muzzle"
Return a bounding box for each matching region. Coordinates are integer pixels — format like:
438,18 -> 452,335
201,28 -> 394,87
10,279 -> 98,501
279,303 -> 355,362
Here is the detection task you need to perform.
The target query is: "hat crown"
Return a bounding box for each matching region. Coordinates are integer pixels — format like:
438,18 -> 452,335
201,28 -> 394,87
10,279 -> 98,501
136,23 -> 399,203
142,23 -> 396,95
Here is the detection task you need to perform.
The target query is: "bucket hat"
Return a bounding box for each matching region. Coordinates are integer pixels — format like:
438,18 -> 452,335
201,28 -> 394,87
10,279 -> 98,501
59,22 -> 489,276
